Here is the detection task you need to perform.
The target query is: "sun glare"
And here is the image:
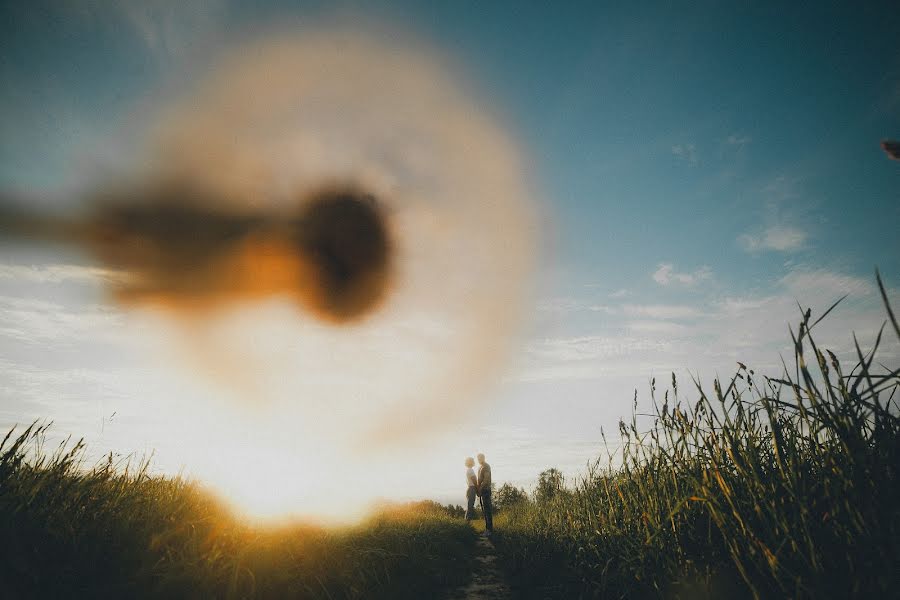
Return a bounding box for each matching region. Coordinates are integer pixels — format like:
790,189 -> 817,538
161,394 -> 467,523
197,440 -> 364,523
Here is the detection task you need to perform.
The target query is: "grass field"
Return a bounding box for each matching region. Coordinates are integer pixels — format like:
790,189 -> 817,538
1,275 -> 898,599
492,275 -> 900,599
0,429 -> 476,599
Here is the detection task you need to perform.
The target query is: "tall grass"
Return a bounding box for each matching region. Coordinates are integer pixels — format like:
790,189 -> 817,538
0,424 -> 475,599
495,274 -> 900,599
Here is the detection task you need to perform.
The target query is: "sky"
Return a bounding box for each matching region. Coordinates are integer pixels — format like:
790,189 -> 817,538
1,1 -> 898,517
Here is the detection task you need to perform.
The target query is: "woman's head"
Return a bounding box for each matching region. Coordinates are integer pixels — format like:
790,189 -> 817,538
465,457 -> 475,468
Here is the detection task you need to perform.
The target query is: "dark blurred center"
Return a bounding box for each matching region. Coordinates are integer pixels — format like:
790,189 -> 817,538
293,189 -> 392,323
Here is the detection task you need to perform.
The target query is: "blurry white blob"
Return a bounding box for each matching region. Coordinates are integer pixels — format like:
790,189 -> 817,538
120,30 -> 535,519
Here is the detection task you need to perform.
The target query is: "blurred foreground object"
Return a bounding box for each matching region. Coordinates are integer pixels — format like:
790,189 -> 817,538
0,29 -> 535,450
1,184 -> 391,323
881,139 -> 900,161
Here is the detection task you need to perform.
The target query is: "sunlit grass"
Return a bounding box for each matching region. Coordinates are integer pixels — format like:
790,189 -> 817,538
0,427 -> 475,598
492,273 -> 899,598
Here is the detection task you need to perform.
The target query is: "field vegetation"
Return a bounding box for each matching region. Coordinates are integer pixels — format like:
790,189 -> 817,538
0,429 -> 475,599
492,274 -> 900,598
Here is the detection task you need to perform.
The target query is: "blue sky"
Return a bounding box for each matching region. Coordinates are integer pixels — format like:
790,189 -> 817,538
1,1 -> 898,510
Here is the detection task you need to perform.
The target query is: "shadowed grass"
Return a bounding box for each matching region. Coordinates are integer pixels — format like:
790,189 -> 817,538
0,429 -> 476,599
493,273 -> 899,599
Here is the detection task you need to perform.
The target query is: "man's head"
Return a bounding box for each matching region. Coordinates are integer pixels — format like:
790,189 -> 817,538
477,453 -> 486,465
465,457 -> 475,468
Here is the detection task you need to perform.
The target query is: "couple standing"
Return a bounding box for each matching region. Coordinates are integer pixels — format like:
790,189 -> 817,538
464,453 -> 493,534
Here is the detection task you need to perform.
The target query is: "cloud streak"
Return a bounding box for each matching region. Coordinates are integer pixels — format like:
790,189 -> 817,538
0,295 -> 123,343
738,225 -> 808,252
517,268 -> 897,384
671,143 -> 698,165
652,263 -> 712,286
725,134 -> 752,148
621,304 -> 701,319
0,263 -> 121,284
529,335 -> 672,363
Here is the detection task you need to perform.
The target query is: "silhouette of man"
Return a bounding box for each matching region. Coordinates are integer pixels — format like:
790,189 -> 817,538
476,453 -> 493,534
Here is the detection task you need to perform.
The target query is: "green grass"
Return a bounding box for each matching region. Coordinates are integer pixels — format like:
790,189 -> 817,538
0,428 -> 476,599
492,273 -> 900,599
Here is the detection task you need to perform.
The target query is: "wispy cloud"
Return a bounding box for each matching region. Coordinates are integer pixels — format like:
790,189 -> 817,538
725,134 -> 752,148
780,269 -> 874,299
738,174 -> 812,253
536,299 -> 699,318
118,0 -> 227,58
671,143 -> 698,165
518,268 -> 896,384
59,0 -> 228,61
536,298 -> 614,315
622,304 -> 701,319
0,263 -> 121,284
762,175 -> 802,202
626,320 -> 689,335
738,225 -> 808,252
0,295 -> 123,343
528,335 -> 671,363
652,263 -> 712,286
535,297 -> 584,314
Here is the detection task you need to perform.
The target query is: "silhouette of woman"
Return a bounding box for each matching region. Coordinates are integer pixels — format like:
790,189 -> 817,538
464,457 -> 477,521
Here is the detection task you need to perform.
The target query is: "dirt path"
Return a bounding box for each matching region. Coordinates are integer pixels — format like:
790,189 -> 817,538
455,533 -> 511,599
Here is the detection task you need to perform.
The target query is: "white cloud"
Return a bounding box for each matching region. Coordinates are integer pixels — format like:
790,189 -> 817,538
652,263 -> 712,286
622,304 -> 701,319
74,0 -> 228,60
780,269 -> 874,300
0,295 -> 124,343
0,263 -> 121,284
671,143 -> 698,165
514,362 -> 608,383
763,175 -> 802,202
535,297 -> 581,313
529,335 -> 671,363
50,1 -> 228,69
588,304 -> 616,314
626,320 -> 689,334
520,268 -> 896,385
536,298 -> 615,315
738,225 -> 808,252
726,134 -> 752,147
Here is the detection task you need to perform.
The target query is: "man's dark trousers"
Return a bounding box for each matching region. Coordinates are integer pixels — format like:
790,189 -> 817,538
481,491 -> 493,531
